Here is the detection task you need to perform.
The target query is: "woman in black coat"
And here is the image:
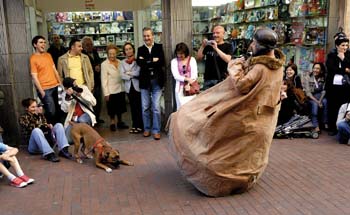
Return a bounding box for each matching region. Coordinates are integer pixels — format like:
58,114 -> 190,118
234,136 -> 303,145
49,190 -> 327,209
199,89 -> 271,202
325,35 -> 350,135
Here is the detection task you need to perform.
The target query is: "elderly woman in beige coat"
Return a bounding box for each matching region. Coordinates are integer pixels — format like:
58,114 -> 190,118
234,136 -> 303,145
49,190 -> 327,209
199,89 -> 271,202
101,45 -> 129,131
168,28 -> 285,197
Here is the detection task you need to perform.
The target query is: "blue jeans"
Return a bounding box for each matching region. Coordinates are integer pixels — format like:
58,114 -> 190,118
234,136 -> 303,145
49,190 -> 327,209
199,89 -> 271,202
202,80 -> 219,91
337,121 -> 350,144
141,79 -> 162,134
65,113 -> 92,144
38,86 -> 59,124
28,123 -> 69,156
309,97 -> 328,127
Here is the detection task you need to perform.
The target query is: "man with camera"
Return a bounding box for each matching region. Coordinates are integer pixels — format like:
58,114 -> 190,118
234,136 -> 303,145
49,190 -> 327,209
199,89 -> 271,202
336,103 -> 350,145
136,27 -> 165,140
197,25 -> 233,90
60,77 -> 96,144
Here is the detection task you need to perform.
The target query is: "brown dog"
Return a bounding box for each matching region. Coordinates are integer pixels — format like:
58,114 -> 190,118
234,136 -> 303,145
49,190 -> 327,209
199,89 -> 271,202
69,122 -> 133,172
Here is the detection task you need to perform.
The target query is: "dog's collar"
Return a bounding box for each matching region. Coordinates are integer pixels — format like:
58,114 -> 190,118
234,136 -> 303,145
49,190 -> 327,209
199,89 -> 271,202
92,138 -> 105,157
92,138 -> 105,149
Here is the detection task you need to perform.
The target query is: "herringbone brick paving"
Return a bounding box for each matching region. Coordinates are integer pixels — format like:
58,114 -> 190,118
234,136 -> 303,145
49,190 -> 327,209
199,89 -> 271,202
0,127 -> 349,215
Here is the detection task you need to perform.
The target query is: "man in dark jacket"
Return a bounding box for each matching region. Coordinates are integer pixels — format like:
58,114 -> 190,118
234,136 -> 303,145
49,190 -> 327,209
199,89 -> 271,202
47,34 -> 67,67
136,27 -> 165,140
81,36 -> 104,124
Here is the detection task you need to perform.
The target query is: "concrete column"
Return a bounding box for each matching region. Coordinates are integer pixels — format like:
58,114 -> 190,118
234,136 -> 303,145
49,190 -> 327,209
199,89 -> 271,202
161,0 -> 192,122
0,0 -> 33,145
344,0 -> 350,36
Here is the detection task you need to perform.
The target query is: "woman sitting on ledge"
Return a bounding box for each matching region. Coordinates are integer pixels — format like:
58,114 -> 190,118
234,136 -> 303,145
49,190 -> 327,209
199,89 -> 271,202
19,98 -> 72,162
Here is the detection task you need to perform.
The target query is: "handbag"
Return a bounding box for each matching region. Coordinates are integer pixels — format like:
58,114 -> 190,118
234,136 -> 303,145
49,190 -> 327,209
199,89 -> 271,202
184,80 -> 200,96
179,57 -> 200,96
292,87 -> 307,105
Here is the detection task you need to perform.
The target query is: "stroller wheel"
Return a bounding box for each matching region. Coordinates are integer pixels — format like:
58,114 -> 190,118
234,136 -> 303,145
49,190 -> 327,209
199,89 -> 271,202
311,131 -> 319,139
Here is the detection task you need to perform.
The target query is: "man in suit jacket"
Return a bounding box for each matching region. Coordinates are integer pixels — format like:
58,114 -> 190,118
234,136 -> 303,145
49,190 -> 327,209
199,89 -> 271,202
136,27 -> 165,140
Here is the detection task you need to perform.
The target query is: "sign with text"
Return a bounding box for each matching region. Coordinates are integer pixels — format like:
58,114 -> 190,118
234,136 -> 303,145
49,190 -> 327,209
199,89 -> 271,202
85,0 -> 95,10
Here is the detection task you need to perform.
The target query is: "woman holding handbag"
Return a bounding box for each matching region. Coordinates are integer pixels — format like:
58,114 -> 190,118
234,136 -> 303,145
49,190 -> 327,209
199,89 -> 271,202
171,42 -> 199,110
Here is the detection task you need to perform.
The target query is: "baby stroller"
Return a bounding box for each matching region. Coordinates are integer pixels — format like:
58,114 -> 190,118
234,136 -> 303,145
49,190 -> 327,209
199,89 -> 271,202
274,114 -> 319,139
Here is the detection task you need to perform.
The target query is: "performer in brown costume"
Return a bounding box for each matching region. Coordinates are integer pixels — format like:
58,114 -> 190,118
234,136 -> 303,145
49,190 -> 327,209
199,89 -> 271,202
168,28 -> 286,197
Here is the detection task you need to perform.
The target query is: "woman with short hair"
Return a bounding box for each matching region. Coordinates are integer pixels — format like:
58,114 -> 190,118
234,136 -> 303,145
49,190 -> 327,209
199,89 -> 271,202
101,45 -> 129,131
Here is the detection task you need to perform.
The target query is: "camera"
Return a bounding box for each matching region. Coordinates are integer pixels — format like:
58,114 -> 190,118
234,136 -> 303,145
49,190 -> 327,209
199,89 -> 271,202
206,40 -> 214,46
72,86 -> 83,93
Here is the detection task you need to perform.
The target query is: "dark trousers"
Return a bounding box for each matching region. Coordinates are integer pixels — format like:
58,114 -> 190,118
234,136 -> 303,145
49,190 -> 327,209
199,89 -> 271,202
327,85 -> 350,131
128,83 -> 143,129
93,85 -> 102,120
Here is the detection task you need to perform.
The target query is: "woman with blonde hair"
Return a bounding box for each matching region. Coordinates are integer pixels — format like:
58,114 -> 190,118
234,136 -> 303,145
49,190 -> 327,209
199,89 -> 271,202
101,45 -> 129,131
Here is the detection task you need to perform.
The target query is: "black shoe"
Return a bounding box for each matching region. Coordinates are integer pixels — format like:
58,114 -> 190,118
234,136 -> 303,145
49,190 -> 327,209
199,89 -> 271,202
45,153 -> 60,162
58,147 -> 72,159
110,124 -> 116,131
117,122 -> 129,129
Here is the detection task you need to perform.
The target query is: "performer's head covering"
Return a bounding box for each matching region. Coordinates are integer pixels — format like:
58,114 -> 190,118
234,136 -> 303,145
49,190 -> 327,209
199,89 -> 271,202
252,27 -> 278,56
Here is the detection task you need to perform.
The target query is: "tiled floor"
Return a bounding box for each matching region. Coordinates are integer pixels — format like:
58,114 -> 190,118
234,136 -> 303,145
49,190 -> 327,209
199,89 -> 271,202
0,126 -> 349,215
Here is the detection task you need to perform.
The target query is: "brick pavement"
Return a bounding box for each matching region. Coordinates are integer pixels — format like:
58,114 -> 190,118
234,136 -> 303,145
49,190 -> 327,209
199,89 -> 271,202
0,127 -> 349,215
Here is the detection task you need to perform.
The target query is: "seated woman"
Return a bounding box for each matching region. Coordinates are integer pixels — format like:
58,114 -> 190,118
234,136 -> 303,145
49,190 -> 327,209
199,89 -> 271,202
0,140 -> 34,188
19,98 -> 72,162
336,103 -> 350,144
285,63 -> 302,89
277,79 -> 296,125
285,64 -> 307,110
304,63 -> 328,132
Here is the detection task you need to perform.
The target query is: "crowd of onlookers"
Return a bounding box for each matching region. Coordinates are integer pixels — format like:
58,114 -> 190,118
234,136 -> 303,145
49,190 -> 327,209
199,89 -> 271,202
278,31 -> 350,146
1,25 -> 350,188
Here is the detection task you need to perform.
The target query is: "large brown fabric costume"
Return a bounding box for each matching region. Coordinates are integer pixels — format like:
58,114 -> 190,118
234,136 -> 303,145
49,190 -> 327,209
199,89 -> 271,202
168,49 -> 285,197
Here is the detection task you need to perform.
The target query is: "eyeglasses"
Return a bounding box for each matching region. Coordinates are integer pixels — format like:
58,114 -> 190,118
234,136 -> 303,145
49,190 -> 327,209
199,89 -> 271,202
182,65 -> 187,75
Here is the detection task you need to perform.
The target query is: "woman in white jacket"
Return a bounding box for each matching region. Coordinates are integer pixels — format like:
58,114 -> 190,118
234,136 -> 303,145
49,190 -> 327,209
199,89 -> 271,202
171,42 -> 198,110
101,45 -> 128,131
